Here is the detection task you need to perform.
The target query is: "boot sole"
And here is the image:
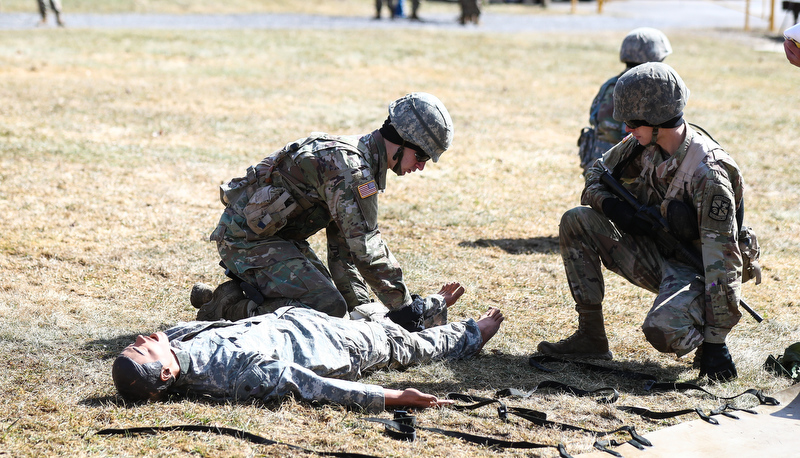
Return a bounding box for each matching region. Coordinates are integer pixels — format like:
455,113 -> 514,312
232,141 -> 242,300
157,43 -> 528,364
537,350 -> 613,361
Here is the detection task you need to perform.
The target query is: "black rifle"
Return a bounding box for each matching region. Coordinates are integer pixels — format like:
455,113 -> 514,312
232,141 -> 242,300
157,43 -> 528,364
599,169 -> 763,323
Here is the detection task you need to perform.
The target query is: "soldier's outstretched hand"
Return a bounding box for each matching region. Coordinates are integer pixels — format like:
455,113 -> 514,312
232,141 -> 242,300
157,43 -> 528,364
438,282 -> 465,307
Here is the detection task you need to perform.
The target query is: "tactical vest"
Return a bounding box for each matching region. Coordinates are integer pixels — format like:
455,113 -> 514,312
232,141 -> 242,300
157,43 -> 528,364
214,134 -> 361,243
660,128 -> 762,284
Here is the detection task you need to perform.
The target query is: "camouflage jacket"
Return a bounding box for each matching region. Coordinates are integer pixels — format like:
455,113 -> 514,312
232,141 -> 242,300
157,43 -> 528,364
589,72 -> 627,145
213,131 -> 412,310
166,307 -> 388,413
583,125 -> 745,337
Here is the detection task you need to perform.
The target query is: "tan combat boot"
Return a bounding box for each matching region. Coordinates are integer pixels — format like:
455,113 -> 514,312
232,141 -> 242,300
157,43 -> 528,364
191,280 -> 246,321
537,304 -> 613,360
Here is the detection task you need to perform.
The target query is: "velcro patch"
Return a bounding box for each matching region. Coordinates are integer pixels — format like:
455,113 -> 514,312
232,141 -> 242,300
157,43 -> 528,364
708,195 -> 732,222
357,180 -> 378,199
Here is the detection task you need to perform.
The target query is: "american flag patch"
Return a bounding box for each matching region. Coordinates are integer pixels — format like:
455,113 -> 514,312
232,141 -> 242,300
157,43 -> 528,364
357,180 -> 378,199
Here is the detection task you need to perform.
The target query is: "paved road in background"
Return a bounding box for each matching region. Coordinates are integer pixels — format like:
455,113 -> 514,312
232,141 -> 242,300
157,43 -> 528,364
0,1 -> 777,32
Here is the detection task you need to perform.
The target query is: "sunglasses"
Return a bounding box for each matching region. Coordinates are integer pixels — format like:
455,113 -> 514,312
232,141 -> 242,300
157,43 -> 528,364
413,150 -> 431,163
624,120 -> 649,130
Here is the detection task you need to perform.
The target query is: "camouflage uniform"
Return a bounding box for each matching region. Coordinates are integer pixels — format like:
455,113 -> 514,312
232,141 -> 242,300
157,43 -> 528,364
581,73 -> 627,170
165,306 -> 483,413
563,125 -> 744,356
211,131 -> 414,318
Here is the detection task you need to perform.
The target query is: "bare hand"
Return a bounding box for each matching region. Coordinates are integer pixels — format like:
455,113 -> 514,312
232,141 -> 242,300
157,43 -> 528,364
785,39 -> 800,68
437,282 -> 465,307
383,388 -> 455,409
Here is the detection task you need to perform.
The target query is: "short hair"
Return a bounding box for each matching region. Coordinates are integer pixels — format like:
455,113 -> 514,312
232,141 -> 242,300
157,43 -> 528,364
112,355 -> 174,401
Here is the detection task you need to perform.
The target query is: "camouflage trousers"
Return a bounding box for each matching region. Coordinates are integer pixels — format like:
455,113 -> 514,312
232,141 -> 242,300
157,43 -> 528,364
560,206 -> 706,356
361,316 -> 483,372
217,236 -> 353,318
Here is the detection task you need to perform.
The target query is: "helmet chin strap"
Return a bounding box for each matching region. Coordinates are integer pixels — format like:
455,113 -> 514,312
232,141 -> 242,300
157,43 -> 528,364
391,146 -> 405,176
647,126 -> 659,147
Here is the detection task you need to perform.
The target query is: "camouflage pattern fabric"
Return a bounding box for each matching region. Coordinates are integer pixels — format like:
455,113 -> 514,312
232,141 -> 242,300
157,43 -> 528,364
211,131 -> 412,317
165,306 -> 483,413
564,125 -> 744,355
581,73 -> 626,171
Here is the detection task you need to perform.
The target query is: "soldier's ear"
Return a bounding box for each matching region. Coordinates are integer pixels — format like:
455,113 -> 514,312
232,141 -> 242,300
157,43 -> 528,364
160,366 -> 173,382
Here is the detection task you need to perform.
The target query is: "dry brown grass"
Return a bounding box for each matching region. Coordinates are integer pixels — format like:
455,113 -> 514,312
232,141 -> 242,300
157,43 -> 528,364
1,10 -> 799,458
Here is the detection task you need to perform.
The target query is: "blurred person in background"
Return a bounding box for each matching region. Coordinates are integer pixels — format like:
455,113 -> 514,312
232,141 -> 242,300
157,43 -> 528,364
375,0 -> 396,19
577,28 -> 672,173
37,0 -> 64,26
459,0 -> 482,25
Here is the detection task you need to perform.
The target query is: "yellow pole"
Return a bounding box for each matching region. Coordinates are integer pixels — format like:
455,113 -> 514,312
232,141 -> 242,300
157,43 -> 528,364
598,0 -> 604,14
745,0 -> 750,31
770,0 -> 775,31
571,0 -> 577,14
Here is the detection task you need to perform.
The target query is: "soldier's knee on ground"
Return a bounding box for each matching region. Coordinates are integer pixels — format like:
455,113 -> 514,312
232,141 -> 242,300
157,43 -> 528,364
641,321 -> 672,353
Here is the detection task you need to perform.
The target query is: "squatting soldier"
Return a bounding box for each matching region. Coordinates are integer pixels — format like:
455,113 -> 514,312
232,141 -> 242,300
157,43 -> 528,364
539,63 -> 754,382
578,28 -> 672,173
192,93 -> 455,330
112,301 -> 504,412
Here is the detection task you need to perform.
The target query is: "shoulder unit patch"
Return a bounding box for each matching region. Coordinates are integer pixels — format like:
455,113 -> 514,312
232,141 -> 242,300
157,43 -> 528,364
708,195 -> 732,222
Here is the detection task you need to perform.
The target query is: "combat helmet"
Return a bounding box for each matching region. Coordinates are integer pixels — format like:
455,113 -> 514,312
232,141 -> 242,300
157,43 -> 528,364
388,92 -> 453,163
613,62 -> 689,127
619,27 -> 672,65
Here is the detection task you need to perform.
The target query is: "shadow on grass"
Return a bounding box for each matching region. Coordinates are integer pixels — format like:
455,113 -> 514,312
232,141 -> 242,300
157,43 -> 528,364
381,352 -> 694,398
458,236 -> 559,255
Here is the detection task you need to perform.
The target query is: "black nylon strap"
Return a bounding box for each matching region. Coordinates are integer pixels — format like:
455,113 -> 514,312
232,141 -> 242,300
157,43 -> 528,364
95,425 -> 379,458
445,393 -> 652,451
364,410 -> 574,457
644,381 -> 780,406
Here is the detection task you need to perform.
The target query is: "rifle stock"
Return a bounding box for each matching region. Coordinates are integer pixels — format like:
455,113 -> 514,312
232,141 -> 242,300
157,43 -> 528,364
598,170 -> 763,323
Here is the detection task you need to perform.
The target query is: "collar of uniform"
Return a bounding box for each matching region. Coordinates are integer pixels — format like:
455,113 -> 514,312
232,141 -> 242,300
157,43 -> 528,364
655,124 -> 693,179
364,130 -> 388,191
174,348 -> 191,381
672,124 -> 694,164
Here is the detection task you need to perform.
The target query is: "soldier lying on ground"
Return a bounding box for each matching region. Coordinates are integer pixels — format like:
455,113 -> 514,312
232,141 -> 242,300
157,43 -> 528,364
192,92 -> 457,332
113,284 -> 504,413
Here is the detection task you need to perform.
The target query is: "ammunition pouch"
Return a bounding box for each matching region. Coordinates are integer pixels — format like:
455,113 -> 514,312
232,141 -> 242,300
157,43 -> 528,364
243,185 -> 299,237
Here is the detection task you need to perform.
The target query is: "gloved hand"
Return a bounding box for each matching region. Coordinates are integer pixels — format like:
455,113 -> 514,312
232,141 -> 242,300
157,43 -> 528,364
386,298 -> 424,332
601,198 -> 652,236
699,342 -> 738,382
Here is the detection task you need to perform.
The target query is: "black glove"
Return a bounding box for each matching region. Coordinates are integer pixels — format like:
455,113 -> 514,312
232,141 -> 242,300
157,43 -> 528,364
386,296 -> 424,332
601,198 -> 652,236
699,342 -> 738,382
